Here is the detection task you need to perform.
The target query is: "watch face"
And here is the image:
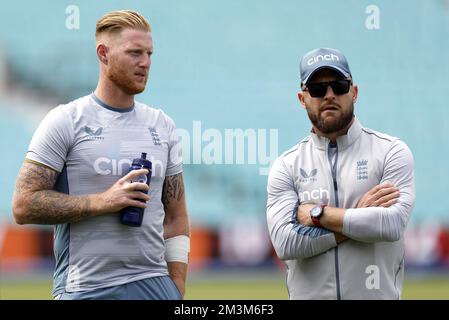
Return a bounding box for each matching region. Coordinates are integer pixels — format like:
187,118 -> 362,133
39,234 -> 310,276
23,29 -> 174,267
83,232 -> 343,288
310,206 -> 322,218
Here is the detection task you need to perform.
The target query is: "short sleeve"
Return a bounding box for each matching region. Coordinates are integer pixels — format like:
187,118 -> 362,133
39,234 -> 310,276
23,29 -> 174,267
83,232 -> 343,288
26,106 -> 73,172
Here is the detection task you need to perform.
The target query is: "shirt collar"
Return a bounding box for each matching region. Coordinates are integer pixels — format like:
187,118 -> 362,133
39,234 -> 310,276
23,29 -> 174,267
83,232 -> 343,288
310,117 -> 362,151
90,93 -> 135,113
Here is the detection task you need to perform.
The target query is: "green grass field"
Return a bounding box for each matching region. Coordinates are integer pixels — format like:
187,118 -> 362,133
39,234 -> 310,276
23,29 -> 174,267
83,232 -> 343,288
1,276 -> 448,300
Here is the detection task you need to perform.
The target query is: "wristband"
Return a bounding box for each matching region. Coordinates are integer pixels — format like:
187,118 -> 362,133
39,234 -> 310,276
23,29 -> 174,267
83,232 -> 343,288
165,235 -> 190,263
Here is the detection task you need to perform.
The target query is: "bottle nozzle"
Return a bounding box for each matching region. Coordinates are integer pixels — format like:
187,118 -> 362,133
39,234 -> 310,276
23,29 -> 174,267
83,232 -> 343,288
141,152 -> 147,159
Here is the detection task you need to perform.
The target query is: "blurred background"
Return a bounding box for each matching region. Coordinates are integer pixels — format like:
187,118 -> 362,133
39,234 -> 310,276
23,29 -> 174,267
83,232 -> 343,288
1,0 -> 449,299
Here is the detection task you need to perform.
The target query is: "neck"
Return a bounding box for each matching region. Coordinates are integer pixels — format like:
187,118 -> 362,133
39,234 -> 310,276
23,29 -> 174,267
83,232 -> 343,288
313,117 -> 355,143
94,77 -> 134,109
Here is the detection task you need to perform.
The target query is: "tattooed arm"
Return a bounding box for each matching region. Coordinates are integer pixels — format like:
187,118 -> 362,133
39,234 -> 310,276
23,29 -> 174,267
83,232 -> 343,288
162,172 -> 190,237
162,172 -> 190,297
12,161 -> 150,225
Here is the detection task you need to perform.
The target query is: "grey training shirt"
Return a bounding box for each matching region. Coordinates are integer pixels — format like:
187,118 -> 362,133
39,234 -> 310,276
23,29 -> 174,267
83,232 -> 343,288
26,94 -> 183,296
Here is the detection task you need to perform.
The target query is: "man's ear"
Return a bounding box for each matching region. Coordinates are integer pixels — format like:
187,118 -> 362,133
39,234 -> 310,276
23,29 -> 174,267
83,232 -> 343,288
298,92 -> 307,109
352,85 -> 358,104
96,43 -> 108,64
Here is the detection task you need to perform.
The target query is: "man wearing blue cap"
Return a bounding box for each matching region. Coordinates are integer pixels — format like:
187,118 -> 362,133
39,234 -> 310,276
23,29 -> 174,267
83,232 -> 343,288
266,48 -> 415,299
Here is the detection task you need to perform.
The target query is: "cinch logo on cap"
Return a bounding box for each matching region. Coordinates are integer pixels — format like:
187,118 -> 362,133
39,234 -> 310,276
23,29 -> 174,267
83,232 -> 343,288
307,54 -> 340,66
300,47 -> 352,85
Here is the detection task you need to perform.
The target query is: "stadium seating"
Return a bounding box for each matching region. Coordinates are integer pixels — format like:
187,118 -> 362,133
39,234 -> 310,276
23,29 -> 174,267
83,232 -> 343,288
1,0 -> 449,272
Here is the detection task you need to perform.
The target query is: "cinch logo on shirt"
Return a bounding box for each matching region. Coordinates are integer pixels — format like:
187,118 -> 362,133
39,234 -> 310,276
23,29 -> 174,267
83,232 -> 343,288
94,157 -> 132,175
93,157 -> 165,177
307,54 -> 340,66
299,187 -> 330,203
84,126 -> 104,140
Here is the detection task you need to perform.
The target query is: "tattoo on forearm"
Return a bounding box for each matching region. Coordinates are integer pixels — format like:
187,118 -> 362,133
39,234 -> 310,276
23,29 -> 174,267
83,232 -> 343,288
27,191 -> 91,224
162,173 -> 185,209
15,163 -> 91,224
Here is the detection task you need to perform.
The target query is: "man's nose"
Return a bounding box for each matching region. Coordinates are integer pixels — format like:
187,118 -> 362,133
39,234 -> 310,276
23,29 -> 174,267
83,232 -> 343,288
139,54 -> 151,68
323,84 -> 336,99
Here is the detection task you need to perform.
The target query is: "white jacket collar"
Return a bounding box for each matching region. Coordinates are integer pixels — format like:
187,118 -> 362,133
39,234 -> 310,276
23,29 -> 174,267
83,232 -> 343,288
310,117 -> 362,151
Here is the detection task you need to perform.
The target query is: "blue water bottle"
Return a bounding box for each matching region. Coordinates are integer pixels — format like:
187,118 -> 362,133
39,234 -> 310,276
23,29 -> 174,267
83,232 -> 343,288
120,152 -> 152,227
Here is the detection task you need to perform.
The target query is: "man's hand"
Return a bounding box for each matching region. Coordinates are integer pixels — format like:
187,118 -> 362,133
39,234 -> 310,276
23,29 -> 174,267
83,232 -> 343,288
297,203 -> 315,226
94,169 -> 150,214
357,181 -> 399,208
295,182 -> 400,245
297,182 -> 399,227
12,163 -> 151,225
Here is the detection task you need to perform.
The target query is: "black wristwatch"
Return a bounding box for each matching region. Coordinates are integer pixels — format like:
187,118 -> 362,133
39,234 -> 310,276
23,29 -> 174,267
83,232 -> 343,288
310,205 -> 326,227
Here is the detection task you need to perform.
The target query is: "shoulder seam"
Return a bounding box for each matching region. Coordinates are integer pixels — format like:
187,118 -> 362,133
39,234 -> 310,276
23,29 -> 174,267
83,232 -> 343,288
299,136 -> 311,145
361,128 -> 395,142
281,136 -> 311,158
282,147 -> 297,158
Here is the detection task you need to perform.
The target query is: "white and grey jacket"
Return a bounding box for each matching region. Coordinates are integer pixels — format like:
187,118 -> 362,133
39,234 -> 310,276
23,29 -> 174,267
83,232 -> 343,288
266,118 -> 415,299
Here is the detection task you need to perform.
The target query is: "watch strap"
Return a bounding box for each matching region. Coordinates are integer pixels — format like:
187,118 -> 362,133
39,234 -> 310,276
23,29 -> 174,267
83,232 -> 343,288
311,205 -> 327,227
311,216 -> 321,227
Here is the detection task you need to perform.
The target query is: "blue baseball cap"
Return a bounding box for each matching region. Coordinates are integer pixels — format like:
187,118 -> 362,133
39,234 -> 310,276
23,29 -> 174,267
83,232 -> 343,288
300,48 -> 352,85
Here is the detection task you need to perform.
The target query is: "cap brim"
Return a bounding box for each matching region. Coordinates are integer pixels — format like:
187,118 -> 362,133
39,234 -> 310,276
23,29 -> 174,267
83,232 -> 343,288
303,66 -> 351,85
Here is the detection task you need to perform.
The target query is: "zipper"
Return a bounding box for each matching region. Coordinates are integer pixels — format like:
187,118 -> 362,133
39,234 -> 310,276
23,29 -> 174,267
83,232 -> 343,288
394,255 -> 405,299
328,142 -> 341,300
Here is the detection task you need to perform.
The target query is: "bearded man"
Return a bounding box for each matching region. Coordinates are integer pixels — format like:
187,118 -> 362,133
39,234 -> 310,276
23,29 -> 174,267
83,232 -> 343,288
12,10 -> 190,300
266,48 -> 415,300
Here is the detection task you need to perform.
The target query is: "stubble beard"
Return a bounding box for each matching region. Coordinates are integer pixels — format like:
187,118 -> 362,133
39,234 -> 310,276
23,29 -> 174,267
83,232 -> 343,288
107,60 -> 147,95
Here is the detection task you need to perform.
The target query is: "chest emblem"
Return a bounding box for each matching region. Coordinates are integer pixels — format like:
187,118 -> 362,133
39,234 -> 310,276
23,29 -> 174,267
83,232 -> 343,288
299,168 -> 318,183
148,128 -> 162,146
84,126 -> 104,140
357,160 -> 369,180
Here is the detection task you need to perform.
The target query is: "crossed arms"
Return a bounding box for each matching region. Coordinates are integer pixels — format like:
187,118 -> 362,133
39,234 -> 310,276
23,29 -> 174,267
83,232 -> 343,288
297,182 -> 401,244
267,140 -> 415,260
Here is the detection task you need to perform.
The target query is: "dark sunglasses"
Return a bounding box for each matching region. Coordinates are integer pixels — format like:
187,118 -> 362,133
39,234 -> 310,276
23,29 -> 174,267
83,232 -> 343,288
303,79 -> 352,98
